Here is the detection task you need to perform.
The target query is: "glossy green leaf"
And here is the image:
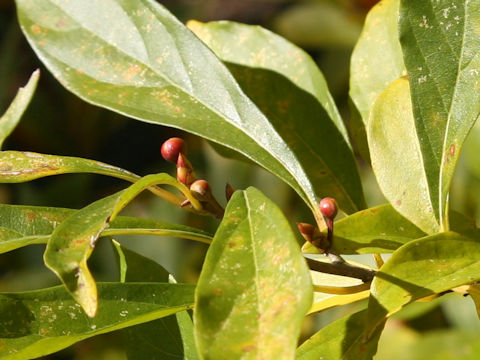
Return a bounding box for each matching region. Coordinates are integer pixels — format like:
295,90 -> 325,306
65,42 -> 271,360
0,282 -> 195,360
0,70 -> 39,149
113,242 -> 199,360
0,204 -> 212,254
188,20 -> 364,214
44,173 -> 201,317
365,231 -> 480,341
302,204 -> 475,254
350,0 -> 405,125
16,0 -> 342,218
296,309 -> 383,360
187,20 -> 348,143
194,187 -> 312,359
400,0 -> 480,230
368,77 -> 439,234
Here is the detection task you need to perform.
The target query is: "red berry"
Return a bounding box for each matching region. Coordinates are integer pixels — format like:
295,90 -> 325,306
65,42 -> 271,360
161,137 -> 185,163
319,197 -> 338,219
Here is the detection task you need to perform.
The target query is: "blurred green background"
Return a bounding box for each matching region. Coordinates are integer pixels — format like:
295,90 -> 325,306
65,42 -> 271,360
2,0 -> 480,359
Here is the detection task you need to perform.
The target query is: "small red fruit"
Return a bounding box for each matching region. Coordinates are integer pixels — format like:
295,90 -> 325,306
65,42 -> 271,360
319,197 -> 338,219
161,137 -> 185,163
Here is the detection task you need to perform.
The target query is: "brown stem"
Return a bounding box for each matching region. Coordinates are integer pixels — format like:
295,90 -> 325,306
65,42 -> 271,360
306,257 -> 376,283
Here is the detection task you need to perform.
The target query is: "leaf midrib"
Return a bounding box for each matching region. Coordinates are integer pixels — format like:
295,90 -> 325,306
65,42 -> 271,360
26,0 -> 314,209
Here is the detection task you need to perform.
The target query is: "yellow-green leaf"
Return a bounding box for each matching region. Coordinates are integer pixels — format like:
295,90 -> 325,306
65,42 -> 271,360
44,173 -> 201,317
0,282 -> 194,360
0,70 -> 39,149
195,187 -> 312,359
365,231 -> 480,341
368,78 -> 439,234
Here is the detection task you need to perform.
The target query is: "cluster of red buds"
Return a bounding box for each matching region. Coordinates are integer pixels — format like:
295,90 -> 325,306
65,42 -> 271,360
160,137 -> 231,218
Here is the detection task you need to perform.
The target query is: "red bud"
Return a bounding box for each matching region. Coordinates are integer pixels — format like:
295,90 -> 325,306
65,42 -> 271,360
297,222 -> 315,239
190,180 -> 210,197
176,153 -> 195,186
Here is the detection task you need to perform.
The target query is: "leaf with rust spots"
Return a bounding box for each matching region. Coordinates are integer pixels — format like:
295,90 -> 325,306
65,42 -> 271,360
0,282 -> 195,359
188,20 -> 365,214
0,70 -> 39,149
365,231 -> 480,341
302,204 -> 474,255
44,173 -> 201,317
15,0 -> 366,217
0,151 -> 138,184
0,204 -> 212,254
368,78 -> 439,234
195,187 -> 312,359
400,0 -> 480,231
112,242 -> 200,360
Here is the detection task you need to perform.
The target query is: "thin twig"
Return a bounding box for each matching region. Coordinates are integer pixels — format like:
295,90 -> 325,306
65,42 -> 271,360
306,257 -> 376,283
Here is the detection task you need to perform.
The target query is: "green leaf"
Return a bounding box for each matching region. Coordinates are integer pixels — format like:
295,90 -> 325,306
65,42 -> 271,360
365,231 -> 480,341
368,77 -> 439,234
0,70 -> 39,149
15,0 -> 343,218
273,2 -> 362,49
44,173 -> 201,317
188,20 -> 365,214
382,330 -> 480,360
399,0 -> 480,230
0,151 -> 138,183
0,204 -> 73,253
0,282 -> 195,360
305,204 -> 426,254
187,20 -> 349,144
296,309 -> 383,360
0,204 -> 212,254
194,187 -> 312,359
113,242 -> 199,360
350,0 -> 405,125
0,150 -> 188,207
302,204 -> 475,254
